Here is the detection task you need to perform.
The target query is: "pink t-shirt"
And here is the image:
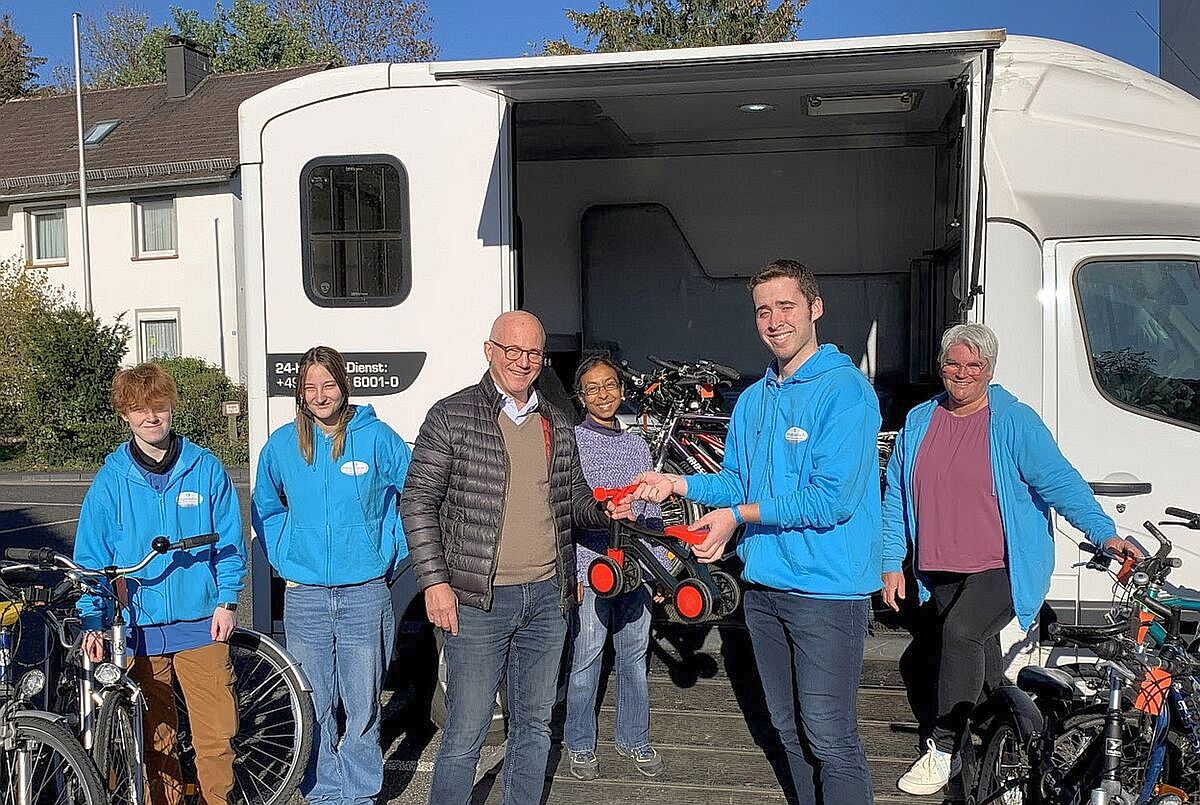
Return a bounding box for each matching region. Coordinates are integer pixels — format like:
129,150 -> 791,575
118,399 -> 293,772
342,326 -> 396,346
912,404 -> 1007,573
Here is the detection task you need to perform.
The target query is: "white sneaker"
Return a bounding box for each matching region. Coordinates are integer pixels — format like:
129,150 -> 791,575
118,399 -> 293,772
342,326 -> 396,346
897,739 -> 955,795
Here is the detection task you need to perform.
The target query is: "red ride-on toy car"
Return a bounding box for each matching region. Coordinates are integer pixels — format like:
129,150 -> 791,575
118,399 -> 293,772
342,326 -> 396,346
590,484 -> 741,623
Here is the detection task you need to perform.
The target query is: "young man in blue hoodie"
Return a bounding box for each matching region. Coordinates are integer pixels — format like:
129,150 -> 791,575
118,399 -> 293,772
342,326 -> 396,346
74,363 -> 247,805
629,260 -> 882,805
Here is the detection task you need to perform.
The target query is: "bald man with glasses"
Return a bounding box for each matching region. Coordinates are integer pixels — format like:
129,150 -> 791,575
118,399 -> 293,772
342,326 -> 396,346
401,311 -> 609,805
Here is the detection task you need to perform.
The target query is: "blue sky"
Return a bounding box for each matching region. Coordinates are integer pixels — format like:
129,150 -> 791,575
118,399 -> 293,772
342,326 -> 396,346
2,0 -> 1164,82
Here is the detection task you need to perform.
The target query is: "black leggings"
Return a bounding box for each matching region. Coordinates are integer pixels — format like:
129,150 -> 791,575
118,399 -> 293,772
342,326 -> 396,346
928,568 -> 1014,753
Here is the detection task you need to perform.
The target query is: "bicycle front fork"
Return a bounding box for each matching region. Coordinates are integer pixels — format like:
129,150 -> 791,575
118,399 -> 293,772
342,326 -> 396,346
1089,668 -> 1126,805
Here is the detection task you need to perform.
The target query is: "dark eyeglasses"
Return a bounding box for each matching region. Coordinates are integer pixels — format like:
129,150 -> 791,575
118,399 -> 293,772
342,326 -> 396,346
581,380 -> 621,398
488,340 -> 545,363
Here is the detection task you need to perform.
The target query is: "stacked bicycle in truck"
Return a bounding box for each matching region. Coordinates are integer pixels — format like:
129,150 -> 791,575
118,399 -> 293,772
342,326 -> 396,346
971,505 -> 1200,805
0,536 -> 314,805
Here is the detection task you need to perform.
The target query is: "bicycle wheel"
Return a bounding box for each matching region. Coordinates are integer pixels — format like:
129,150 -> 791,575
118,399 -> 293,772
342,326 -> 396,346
973,713 -> 1031,805
175,630 -> 314,805
93,691 -> 141,805
1048,709 -> 1179,797
2,711 -> 108,805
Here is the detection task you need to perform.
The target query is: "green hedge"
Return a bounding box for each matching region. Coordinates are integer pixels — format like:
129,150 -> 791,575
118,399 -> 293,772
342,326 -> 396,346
20,308 -> 130,468
158,357 -> 249,466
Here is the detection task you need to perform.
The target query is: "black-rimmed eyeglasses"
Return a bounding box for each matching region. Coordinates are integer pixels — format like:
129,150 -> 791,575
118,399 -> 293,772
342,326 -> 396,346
488,340 -> 545,363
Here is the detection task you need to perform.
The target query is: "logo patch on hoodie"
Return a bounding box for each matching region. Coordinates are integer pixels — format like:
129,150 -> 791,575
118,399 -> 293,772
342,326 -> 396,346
784,427 -> 809,443
177,491 -> 203,507
341,461 -> 370,476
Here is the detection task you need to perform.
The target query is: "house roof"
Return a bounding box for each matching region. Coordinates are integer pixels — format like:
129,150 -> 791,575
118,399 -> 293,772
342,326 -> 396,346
0,63 -> 330,202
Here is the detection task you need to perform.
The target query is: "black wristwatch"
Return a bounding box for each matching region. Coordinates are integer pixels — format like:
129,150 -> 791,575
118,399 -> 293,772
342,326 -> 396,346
217,602 -> 238,612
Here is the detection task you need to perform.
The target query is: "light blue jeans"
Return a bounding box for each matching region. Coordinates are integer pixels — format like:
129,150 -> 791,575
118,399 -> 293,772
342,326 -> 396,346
284,577 -> 394,805
429,578 -> 567,805
564,585 -> 652,753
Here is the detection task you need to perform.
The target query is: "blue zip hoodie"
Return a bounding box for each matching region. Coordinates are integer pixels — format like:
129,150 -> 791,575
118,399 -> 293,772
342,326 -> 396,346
252,404 -> 411,587
685,344 -> 883,598
881,384 -> 1116,629
73,437 -> 246,632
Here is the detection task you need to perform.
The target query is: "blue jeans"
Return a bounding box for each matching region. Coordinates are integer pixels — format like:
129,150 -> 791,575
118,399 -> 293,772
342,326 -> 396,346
564,585 -> 652,753
743,589 -> 872,805
284,578 -> 394,805
430,579 -> 567,805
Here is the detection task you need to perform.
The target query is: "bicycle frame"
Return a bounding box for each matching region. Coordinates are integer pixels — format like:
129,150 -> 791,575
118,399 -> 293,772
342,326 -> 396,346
2,536 -> 215,805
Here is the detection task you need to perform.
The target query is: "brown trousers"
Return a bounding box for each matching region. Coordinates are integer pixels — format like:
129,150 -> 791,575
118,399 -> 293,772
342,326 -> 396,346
129,641 -> 238,805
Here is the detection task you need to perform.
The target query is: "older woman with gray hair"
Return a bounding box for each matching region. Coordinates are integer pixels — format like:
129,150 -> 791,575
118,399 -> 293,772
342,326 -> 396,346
881,323 -> 1141,797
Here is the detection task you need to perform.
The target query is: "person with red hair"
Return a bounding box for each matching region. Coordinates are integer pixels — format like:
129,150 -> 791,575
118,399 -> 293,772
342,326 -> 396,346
74,362 -> 246,805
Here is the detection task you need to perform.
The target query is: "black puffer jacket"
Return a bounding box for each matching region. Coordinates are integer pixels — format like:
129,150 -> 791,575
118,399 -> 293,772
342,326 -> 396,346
400,374 -> 607,610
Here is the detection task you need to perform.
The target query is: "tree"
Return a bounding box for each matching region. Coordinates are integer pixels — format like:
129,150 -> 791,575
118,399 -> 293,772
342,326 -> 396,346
78,1 -> 338,89
274,0 -> 437,64
541,0 -> 804,56
0,14 -> 45,100
77,5 -> 163,88
20,307 -> 131,468
0,255 -> 65,438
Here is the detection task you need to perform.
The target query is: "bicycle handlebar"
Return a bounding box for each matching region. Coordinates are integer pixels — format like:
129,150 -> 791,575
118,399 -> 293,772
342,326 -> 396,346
172,534 -> 219,551
1,533 -> 219,579
4,547 -> 57,563
646,354 -> 685,372
700,360 -> 740,381
1165,507 -> 1200,529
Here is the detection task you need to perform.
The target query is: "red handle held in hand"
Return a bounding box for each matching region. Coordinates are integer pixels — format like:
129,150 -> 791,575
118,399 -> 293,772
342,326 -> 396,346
664,524 -> 710,546
592,484 -> 639,504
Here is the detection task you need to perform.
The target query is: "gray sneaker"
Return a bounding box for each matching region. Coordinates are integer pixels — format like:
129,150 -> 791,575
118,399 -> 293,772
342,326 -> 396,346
616,743 -> 665,777
568,749 -> 599,781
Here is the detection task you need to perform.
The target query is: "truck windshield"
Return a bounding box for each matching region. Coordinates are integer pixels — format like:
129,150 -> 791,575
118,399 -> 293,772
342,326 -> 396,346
1076,259 -> 1200,431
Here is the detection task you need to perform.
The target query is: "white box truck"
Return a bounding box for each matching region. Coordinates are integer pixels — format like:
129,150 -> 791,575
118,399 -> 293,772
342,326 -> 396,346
237,29 -> 1200,678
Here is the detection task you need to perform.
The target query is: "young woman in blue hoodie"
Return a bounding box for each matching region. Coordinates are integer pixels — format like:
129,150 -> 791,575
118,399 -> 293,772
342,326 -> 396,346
74,363 -> 246,805
251,346 -> 411,805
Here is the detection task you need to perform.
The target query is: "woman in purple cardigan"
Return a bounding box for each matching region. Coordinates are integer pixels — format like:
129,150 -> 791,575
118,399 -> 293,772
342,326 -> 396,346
564,355 -> 666,782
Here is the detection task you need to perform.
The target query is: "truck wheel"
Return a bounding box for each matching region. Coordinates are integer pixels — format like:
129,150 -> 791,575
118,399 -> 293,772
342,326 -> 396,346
430,630 -> 507,745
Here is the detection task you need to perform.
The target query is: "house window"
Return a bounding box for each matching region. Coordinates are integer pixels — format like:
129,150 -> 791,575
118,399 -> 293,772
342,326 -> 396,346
138,316 -> 180,361
27,207 -> 67,265
83,120 -> 121,146
1075,259 -> 1200,431
301,156 -> 411,307
134,197 -> 177,258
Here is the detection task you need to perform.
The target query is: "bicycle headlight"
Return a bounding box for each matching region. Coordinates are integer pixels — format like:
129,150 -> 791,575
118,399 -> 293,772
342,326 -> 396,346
17,669 -> 45,698
94,662 -> 121,686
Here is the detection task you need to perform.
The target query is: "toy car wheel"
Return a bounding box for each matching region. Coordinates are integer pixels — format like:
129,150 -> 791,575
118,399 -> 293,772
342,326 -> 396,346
588,556 -> 624,598
621,555 -> 643,590
673,579 -> 713,622
710,569 -> 742,618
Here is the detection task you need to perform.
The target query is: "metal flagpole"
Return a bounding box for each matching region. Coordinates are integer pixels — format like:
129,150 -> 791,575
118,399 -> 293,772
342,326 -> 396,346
72,12 -> 93,313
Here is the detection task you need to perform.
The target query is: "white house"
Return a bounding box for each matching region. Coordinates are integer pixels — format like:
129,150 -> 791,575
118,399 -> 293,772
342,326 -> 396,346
0,38 -> 327,382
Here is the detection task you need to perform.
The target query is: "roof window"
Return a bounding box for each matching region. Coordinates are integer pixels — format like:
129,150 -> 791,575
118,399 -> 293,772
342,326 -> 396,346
83,120 -> 121,146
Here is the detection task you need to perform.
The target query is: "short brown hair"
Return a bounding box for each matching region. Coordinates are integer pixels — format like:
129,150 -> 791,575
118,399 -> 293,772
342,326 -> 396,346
749,259 -> 821,306
111,363 -> 178,413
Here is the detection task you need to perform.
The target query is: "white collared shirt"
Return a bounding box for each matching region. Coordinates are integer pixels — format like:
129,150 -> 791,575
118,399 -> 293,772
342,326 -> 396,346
495,384 -> 540,425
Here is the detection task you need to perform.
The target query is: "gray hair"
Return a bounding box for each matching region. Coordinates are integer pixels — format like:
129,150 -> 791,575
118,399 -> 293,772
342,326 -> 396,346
938,323 -> 999,368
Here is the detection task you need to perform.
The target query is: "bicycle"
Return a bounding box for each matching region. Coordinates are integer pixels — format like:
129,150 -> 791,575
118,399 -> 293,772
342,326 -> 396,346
0,567 -> 110,805
1,541 -> 315,805
973,510 -> 1200,804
